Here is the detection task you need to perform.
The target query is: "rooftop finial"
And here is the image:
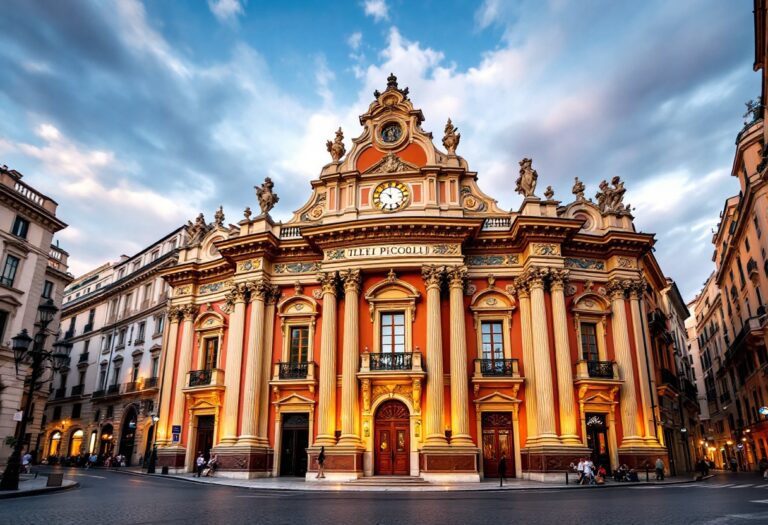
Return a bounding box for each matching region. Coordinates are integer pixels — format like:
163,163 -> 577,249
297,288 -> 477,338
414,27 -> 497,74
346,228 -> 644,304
387,73 -> 398,90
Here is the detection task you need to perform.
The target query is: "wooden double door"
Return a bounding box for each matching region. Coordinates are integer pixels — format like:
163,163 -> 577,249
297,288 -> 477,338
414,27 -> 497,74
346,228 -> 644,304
374,400 -> 410,476
194,416 -> 215,463
481,412 -> 514,478
280,413 -> 309,477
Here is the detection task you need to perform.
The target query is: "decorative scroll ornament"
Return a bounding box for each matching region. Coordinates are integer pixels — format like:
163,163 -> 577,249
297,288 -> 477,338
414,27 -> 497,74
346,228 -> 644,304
515,157 -> 538,198
326,127 -> 346,162
421,265 -> 444,289
572,177 -> 586,201
167,305 -> 185,322
595,176 -> 631,215
532,243 -> 560,256
380,153 -> 408,173
442,118 -> 460,155
213,206 -> 225,228
340,269 -> 361,294
254,177 -> 279,215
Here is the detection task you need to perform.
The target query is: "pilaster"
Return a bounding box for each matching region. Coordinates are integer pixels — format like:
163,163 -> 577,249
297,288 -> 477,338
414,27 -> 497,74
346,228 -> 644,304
514,279 -> 538,444
219,284 -> 247,445
550,270 -> 581,445
315,272 -> 339,445
447,265 -> 473,447
338,269 -> 363,448
170,304 -> 198,444
422,265 -> 449,447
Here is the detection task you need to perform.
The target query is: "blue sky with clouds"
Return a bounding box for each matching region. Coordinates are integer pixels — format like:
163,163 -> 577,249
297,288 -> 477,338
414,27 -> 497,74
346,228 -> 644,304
0,0 -> 758,300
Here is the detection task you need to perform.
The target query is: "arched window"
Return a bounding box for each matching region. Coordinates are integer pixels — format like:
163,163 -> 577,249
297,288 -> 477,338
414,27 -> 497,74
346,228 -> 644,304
48,431 -> 62,457
69,429 -> 84,456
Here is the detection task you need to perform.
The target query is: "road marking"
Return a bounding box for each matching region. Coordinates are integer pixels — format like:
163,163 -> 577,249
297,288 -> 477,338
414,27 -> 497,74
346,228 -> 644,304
750,499 -> 768,504
65,473 -> 107,479
756,484 -> 768,488
729,484 -> 753,489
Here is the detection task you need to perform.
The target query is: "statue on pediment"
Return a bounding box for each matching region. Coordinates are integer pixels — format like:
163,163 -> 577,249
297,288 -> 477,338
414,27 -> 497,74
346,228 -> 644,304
515,158 -> 538,198
186,213 -> 211,246
595,176 -> 630,214
442,118 -> 460,155
572,177 -> 586,201
255,177 -> 280,215
326,127 -> 346,162
213,205 -> 225,228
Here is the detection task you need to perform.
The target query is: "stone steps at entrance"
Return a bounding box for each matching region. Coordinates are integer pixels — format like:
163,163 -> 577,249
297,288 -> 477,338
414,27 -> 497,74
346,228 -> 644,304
344,476 -> 430,486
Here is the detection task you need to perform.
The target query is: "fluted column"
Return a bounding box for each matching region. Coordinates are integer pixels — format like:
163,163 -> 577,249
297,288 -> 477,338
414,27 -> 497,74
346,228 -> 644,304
629,279 -> 662,445
422,265 -> 449,446
550,270 -> 581,445
515,279 -> 538,444
447,266 -> 473,446
157,307 -> 181,446
315,272 -> 339,445
607,279 -> 644,447
220,284 -> 247,445
528,268 -> 560,445
338,269 -> 362,446
237,279 -> 269,446
171,304 -> 198,439
257,286 -> 280,440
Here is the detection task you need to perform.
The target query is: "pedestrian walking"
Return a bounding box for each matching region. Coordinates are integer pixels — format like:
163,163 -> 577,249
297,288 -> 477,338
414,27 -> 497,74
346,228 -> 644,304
655,457 -> 665,480
730,456 -> 738,472
21,451 -> 31,474
576,457 -> 585,484
498,453 -> 507,487
316,446 -> 326,479
195,452 -> 205,477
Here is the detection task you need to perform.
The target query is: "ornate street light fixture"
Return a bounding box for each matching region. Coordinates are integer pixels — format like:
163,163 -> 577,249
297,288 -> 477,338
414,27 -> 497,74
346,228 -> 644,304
147,414 -> 161,474
0,300 -> 70,491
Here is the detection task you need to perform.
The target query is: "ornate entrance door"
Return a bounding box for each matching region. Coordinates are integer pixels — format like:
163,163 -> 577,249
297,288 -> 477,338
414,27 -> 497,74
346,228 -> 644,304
481,412 -> 514,478
280,413 -> 309,476
195,416 -> 215,463
585,413 -> 610,472
374,400 -> 410,476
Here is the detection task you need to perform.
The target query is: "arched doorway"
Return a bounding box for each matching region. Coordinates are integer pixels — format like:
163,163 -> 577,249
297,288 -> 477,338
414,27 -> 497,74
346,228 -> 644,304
143,424 -> 155,467
99,424 -> 114,457
69,429 -> 84,457
48,431 -> 62,458
374,400 -> 410,476
119,406 -> 137,466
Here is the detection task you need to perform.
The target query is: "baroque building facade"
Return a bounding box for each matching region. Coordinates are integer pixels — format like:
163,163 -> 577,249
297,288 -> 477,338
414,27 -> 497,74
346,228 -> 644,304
0,165 -> 70,467
40,228 -> 185,466
156,77 -> 677,481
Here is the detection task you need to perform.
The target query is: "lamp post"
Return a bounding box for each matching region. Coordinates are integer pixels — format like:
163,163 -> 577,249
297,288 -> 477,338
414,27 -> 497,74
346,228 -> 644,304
0,300 -> 72,491
147,414 -> 160,473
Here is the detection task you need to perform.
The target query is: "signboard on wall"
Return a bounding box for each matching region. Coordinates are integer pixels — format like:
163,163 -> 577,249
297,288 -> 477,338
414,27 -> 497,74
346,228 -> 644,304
172,425 -> 181,434
171,433 -> 180,443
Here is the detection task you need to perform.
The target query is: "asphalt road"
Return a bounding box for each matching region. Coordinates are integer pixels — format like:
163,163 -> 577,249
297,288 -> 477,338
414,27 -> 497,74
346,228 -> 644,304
2,469 -> 768,525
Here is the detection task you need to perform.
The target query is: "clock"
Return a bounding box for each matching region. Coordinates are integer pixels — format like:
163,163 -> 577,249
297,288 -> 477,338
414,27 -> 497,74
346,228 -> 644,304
372,181 -> 410,212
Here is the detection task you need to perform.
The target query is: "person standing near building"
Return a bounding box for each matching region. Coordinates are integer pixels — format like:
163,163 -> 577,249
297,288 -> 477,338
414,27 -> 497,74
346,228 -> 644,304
316,446 -> 326,479
498,453 -> 507,487
195,452 -> 205,477
21,451 -> 31,474
655,458 -> 665,480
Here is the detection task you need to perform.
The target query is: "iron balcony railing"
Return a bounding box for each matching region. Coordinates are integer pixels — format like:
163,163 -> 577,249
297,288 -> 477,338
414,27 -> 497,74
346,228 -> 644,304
369,352 -> 413,371
683,379 -> 698,400
124,381 -> 138,393
477,358 -> 516,377
660,367 -> 679,388
83,323 -> 93,333
92,390 -> 105,398
278,361 -> 309,379
107,384 -> 121,395
144,377 -> 159,389
587,360 -> 615,379
54,387 -> 66,399
70,384 -> 84,396
189,369 -> 212,387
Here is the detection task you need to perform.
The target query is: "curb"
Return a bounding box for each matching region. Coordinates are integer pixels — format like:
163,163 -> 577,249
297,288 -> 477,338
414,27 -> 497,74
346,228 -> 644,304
107,468 -> 713,493
0,481 -> 79,500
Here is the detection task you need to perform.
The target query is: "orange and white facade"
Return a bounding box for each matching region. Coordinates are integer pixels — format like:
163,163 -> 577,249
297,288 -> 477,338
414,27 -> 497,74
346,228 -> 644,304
155,77 -> 671,481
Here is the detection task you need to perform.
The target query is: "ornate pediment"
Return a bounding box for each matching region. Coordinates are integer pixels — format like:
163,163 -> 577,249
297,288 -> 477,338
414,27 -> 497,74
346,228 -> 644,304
362,153 -> 419,175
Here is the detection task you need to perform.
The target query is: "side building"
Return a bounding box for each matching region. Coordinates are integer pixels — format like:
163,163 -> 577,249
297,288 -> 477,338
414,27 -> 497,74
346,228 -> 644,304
41,227 -> 186,466
0,165 -> 71,466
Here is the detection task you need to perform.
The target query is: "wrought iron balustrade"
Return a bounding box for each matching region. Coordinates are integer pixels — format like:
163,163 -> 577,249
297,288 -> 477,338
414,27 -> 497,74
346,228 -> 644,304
83,323 -> 93,333
54,387 -> 66,399
660,367 -> 679,388
124,381 -> 138,393
477,358 -> 516,377
278,361 -> 309,379
586,360 -> 615,379
189,369 -> 212,387
91,390 -> 105,398
107,384 -> 121,395
369,352 -> 413,371
144,377 -> 159,389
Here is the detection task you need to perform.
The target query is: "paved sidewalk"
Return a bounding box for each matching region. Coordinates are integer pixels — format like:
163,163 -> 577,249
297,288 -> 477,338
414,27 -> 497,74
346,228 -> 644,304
0,472 -> 79,499
111,467 -> 708,492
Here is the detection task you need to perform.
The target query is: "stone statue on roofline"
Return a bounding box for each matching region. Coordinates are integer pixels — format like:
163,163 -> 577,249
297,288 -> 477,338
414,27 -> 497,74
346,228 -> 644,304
326,127 -> 346,162
213,205 -> 225,228
515,158 -> 538,198
255,177 -> 280,215
186,212 -> 211,246
442,118 -> 460,155
595,175 -> 631,214
572,177 -> 586,201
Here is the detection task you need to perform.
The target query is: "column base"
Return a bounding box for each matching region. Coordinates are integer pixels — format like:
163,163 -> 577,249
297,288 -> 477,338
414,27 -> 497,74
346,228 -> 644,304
210,444 -> 274,478
559,435 -> 584,447
305,445 -> 364,482
419,445 -> 479,480
156,446 -> 187,474
449,434 -> 475,447
521,444 -> 592,481
235,435 -> 269,448
618,446 -> 668,472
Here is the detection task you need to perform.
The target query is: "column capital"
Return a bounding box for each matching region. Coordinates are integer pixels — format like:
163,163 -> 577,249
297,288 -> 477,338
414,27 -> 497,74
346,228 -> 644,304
266,284 -> 281,305
180,304 -> 199,321
340,268 -> 361,295
167,305 -> 185,323
517,266 -> 548,292
246,278 -> 271,302
316,271 -> 339,296
606,278 -> 631,300
627,276 -> 647,300
421,265 -> 444,290
225,282 -> 249,305
446,265 -> 467,290
549,268 -> 570,291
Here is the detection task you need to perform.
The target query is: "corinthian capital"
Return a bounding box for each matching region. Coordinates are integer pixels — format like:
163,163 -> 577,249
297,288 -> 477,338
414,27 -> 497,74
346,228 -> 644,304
246,278 -> 271,302
549,268 -> 570,290
421,265 -> 444,289
446,265 -> 467,290
267,284 -> 281,305
606,278 -> 630,300
167,305 -> 184,323
181,304 -> 199,321
340,269 -> 361,295
627,276 -> 647,299
525,266 -> 549,290
316,271 -> 339,296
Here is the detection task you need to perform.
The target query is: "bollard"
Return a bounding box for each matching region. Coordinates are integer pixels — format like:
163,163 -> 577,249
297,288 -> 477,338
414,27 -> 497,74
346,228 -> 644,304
645,467 -> 649,482
565,470 -> 569,485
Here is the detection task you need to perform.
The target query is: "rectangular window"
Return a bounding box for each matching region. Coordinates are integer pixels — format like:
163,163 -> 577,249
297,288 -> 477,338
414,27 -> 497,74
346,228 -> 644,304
0,310 -> 8,344
106,405 -> 113,419
151,250 -> 159,261
132,363 -> 139,382
380,312 -> 406,353
72,403 -> 81,419
151,356 -> 159,378
581,323 -> 599,361
480,320 -> 504,362
203,338 -> 219,370
112,367 -> 120,385
1,254 -> 20,287
11,216 -> 29,239
289,326 -> 309,363
52,406 -> 61,421
118,329 -> 126,346
144,283 -> 152,303
88,308 -> 95,325
99,368 -> 107,389
42,280 -> 54,298
154,315 -> 165,335
78,370 -> 86,385
136,322 -> 146,341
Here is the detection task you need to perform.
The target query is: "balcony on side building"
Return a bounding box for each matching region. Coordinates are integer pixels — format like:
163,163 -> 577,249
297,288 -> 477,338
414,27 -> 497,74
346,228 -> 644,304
144,376 -> 159,389
183,368 -> 225,393
78,352 -> 89,364
747,257 -> 759,282
276,361 -> 315,380
53,387 -> 66,399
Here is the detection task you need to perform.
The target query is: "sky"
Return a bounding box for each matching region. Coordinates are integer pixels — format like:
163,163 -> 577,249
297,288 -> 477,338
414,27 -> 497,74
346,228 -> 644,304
0,0 -> 758,301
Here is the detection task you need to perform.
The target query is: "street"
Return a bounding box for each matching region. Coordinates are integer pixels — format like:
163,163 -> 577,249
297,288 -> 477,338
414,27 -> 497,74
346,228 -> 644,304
2,470 -> 768,525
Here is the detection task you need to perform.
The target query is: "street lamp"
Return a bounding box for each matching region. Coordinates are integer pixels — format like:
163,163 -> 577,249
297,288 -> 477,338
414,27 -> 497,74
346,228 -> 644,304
147,414 -> 160,474
0,300 -> 71,491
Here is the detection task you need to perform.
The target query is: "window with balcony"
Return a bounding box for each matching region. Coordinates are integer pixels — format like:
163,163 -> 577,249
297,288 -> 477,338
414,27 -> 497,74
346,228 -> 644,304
202,337 -> 219,370
580,323 -> 599,361
136,322 -> 146,343
11,215 -> 29,239
289,326 -> 309,363
364,275 -> 419,371
468,283 -> 516,377
381,312 -> 406,354
1,254 -> 20,288
277,292 -> 318,379
151,356 -> 159,379
117,328 -> 126,347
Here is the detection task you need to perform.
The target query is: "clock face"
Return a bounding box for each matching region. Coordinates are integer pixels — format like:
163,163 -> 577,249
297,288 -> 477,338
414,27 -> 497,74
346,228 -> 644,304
372,181 -> 410,212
